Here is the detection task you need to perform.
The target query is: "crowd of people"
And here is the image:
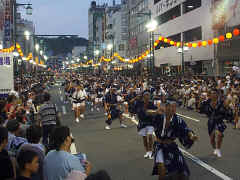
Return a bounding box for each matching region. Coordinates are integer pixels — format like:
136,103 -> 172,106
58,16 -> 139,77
0,75 -> 111,180
0,66 -> 240,180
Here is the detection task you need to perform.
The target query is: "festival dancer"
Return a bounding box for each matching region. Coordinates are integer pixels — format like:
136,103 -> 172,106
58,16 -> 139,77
135,91 -> 157,159
104,87 -> 127,130
72,84 -> 87,122
200,89 -> 227,157
150,102 -> 198,180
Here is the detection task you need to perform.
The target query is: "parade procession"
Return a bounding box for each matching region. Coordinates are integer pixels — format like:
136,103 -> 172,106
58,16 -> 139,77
0,0 -> 240,180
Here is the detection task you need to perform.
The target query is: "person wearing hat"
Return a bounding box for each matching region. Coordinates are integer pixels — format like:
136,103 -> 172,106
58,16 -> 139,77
104,87 -> 127,130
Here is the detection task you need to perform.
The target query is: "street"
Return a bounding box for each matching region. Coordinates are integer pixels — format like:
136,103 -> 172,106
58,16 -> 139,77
50,84 -> 239,180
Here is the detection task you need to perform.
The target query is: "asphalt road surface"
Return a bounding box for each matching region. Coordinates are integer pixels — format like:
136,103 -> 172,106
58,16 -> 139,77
49,84 -> 240,180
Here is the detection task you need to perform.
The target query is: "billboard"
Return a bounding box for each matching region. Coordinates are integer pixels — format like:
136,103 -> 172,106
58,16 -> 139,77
212,0 -> 240,29
0,53 -> 14,97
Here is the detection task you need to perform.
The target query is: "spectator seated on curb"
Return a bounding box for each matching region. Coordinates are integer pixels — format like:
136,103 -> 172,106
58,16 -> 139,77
0,127 -> 15,180
16,150 -> 39,180
18,125 -> 45,180
43,126 -> 91,180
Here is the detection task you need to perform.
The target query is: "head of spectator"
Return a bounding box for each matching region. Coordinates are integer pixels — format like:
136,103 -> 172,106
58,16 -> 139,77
51,126 -> 73,151
7,94 -> 17,104
6,119 -> 21,136
85,170 -> 111,180
0,127 -> 8,151
43,92 -> 51,102
26,126 -> 42,144
17,150 -> 39,179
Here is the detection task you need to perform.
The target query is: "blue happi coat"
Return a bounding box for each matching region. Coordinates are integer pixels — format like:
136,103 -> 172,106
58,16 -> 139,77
200,99 -> 227,135
152,114 -> 195,176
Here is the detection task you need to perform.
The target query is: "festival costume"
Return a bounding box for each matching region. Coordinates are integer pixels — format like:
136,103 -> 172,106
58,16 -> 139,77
152,114 -> 195,177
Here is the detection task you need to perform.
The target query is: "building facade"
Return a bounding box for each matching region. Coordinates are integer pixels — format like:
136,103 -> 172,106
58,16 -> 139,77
88,1 -> 106,61
127,0 -> 150,59
150,0 -> 240,76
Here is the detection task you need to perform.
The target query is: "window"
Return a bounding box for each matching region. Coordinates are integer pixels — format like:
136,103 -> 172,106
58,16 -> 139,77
183,0 -> 201,14
156,5 -> 181,26
154,0 -> 162,4
183,26 -> 202,42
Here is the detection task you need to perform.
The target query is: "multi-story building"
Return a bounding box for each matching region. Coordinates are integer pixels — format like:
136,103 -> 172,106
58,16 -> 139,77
17,16 -> 35,56
150,0 -> 240,76
127,0 -> 150,59
88,1 -> 106,61
0,0 -> 5,48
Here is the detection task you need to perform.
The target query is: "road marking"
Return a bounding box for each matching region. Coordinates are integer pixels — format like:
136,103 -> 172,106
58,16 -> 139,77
62,106 -> 66,115
60,96 -> 63,102
59,91 -> 62,95
180,148 -> 233,180
129,118 -> 232,180
176,113 -> 200,122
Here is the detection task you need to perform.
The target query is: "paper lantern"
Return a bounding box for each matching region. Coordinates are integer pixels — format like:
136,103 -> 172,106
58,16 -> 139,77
198,42 -> 202,47
208,40 -> 213,45
233,28 -> 240,36
167,39 -> 171,43
159,36 -> 163,41
188,43 -> 192,48
156,40 -> 160,44
176,42 -> 181,47
174,42 -> 177,46
192,43 -> 197,48
154,42 -> 158,47
202,41 -> 207,46
164,38 -> 168,43
219,35 -> 225,42
226,32 -> 232,39
213,38 -> 219,44
170,41 -> 174,45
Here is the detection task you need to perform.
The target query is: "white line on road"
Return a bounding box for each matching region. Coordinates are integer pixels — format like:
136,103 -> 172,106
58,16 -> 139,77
180,148 -> 233,180
60,96 -> 63,102
62,106 -> 66,115
176,113 -> 200,122
129,118 -> 232,180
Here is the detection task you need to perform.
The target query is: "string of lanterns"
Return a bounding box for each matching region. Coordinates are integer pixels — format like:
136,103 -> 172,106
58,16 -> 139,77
0,43 -> 45,66
98,28 -> 240,64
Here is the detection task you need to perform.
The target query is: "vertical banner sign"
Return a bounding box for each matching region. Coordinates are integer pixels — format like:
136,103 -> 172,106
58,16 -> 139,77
3,0 -> 12,48
0,53 -> 14,97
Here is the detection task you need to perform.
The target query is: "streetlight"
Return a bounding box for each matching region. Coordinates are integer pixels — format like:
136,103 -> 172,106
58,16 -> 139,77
146,20 -> 158,32
13,51 -> 19,57
107,44 -> 113,51
95,50 -> 100,56
24,31 -> 30,40
40,50 -> 43,56
35,44 -> 40,51
84,56 -> 87,60
146,19 -> 158,78
44,55 -> 48,61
